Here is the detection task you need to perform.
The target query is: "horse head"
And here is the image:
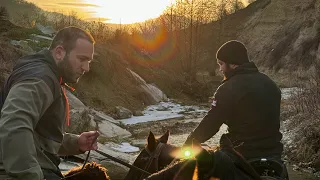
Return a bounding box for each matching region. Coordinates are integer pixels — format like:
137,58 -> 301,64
144,139 -> 213,180
124,130 -> 179,180
145,135 -> 262,180
63,162 -> 110,180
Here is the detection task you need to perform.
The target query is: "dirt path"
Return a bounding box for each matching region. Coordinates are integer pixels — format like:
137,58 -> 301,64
126,117 -> 319,180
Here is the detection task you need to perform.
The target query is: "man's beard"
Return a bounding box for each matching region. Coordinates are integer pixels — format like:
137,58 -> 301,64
223,64 -> 233,81
57,55 -> 78,83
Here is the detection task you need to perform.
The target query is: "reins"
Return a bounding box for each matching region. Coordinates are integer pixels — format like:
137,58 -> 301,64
61,140 -> 156,179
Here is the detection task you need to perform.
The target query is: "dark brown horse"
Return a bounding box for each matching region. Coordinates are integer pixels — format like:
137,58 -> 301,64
124,130 -> 179,180
127,131 -> 284,180
144,134 -> 262,180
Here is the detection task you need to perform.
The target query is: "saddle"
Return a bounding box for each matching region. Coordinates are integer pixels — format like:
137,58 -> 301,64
248,158 -> 286,179
219,134 -> 287,180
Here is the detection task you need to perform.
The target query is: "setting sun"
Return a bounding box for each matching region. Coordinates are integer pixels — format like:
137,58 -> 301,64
83,0 -> 173,24
26,0 -> 174,24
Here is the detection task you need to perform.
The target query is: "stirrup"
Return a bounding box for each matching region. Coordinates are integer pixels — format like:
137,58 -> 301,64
248,158 -> 284,178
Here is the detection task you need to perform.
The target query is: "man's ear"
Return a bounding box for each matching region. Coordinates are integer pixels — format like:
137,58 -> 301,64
53,45 -> 66,62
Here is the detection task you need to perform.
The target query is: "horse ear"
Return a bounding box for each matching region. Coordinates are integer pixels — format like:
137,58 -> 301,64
159,130 -> 170,143
147,131 -> 157,151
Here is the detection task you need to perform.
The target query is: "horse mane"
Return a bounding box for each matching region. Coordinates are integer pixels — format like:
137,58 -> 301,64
145,159 -> 197,180
63,162 -> 110,180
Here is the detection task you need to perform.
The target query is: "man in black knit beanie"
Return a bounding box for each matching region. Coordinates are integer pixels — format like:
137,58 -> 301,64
184,40 -> 289,179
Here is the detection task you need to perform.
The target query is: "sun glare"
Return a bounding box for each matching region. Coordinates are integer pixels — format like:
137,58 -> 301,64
82,0 -> 173,24
26,0 -> 250,24
184,150 -> 191,157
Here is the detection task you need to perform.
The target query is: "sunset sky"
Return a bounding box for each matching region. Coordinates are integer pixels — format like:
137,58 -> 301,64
26,0 -> 249,24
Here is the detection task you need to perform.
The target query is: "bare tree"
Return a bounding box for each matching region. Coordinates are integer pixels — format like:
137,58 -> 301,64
0,6 -> 9,20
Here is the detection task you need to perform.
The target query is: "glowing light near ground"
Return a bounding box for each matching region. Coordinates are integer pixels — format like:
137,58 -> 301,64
184,150 -> 192,158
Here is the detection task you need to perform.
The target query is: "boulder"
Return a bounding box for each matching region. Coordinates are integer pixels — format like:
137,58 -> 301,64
133,110 -> 144,116
59,160 -> 82,174
89,109 -> 120,125
100,160 -> 129,180
10,40 -> 34,53
66,90 -> 86,110
66,109 -> 95,134
127,68 -> 168,103
98,120 -> 131,138
75,143 -> 135,163
30,34 -> 53,42
130,139 -> 146,148
115,106 -> 132,119
36,23 -> 56,36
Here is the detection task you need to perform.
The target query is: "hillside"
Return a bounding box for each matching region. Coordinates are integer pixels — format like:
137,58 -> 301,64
1,0 -> 320,176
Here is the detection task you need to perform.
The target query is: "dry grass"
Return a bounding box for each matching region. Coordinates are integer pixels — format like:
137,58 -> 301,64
0,39 -> 26,89
282,69 -> 320,171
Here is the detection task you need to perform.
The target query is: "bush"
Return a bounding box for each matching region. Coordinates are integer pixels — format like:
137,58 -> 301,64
284,65 -> 320,171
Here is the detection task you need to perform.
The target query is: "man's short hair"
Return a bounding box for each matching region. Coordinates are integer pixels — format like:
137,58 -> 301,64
49,26 -> 95,53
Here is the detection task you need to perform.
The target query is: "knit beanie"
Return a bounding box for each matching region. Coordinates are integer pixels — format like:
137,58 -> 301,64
216,40 -> 249,65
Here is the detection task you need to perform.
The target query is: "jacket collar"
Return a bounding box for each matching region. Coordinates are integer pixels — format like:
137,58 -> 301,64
223,62 -> 259,83
40,49 -> 65,84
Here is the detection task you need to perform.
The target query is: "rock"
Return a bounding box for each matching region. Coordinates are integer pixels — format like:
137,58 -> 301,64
66,109 -> 95,134
98,120 -> 131,138
140,83 -> 168,104
156,106 -> 169,111
127,69 -> 168,103
130,139 -> 146,148
36,23 -> 56,36
59,160 -> 82,174
133,110 -> 144,116
186,107 -> 195,111
100,160 -> 129,180
66,90 -> 86,110
30,34 -> 53,42
115,106 -> 132,119
89,109 -> 120,125
105,142 -> 140,153
10,40 -> 34,53
75,143 -> 135,163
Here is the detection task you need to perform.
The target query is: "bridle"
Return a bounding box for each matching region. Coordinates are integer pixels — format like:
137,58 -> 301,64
61,142 -> 166,180
138,142 -> 165,180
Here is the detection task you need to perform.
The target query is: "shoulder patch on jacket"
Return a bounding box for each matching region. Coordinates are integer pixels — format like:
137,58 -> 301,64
212,99 -> 217,106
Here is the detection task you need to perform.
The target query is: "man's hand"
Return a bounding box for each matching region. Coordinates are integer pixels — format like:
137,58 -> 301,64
78,131 -> 100,152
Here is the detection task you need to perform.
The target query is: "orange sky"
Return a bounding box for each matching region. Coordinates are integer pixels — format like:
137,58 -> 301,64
26,0 -> 249,24
26,0 -> 174,24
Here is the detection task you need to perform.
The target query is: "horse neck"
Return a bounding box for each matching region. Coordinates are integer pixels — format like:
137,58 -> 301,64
159,144 -> 179,164
146,160 -> 197,180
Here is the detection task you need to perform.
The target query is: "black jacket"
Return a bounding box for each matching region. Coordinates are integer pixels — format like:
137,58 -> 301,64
186,62 -> 283,159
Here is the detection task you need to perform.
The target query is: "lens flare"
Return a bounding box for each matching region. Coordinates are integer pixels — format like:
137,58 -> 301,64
184,150 -> 191,157
126,19 -> 178,67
